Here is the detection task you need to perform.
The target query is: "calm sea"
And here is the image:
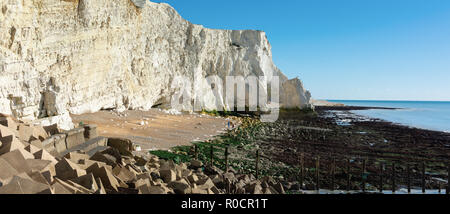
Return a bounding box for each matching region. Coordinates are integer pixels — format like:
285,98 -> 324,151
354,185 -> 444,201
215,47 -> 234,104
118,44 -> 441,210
327,100 -> 450,133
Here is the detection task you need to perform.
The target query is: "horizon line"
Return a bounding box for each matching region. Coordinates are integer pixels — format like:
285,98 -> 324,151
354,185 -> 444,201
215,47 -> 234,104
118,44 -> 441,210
324,99 -> 450,102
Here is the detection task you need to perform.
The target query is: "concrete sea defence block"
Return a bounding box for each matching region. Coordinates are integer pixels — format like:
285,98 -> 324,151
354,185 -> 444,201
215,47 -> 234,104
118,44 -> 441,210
63,128 -> 85,149
83,124 -> 98,140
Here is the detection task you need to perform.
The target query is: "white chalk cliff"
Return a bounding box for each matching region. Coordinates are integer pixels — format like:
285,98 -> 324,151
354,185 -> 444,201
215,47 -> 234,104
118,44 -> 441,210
0,0 -> 312,129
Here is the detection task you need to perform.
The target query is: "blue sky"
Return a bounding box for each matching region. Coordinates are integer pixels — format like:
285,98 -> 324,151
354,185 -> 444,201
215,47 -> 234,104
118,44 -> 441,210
152,0 -> 450,101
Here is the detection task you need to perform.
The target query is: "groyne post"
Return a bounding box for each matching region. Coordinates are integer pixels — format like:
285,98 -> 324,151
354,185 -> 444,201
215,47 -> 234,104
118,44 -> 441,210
300,153 -> 304,190
407,163 -> 411,194
347,159 -> 351,192
210,145 -> 214,167
422,162 -> 426,194
316,156 -> 320,191
392,162 -> 396,193
331,157 -> 336,191
447,163 -> 450,194
255,150 -> 260,179
379,162 -> 384,193
194,145 -> 198,160
362,159 -> 366,192
225,147 -> 229,172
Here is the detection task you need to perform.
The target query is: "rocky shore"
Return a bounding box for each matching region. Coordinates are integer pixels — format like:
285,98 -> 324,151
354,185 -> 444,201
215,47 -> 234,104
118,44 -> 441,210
153,107 -> 450,193
0,113 -> 285,194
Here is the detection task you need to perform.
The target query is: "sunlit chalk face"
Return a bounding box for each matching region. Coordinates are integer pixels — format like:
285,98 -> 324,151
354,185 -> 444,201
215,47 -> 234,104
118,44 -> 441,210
170,71 -> 280,123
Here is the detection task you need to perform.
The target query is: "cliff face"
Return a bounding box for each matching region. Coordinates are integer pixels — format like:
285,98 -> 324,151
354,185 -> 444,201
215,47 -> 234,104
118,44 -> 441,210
0,0 -> 312,129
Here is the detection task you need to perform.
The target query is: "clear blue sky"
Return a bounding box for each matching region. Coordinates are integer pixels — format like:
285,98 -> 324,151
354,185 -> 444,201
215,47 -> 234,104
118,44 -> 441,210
152,0 -> 450,101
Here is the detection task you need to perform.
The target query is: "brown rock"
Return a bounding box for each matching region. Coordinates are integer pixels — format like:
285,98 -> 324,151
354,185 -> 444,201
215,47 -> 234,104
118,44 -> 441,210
107,138 -> 134,156
159,169 -> 176,183
190,159 -> 203,168
168,180 -> 191,194
187,174 -> 199,184
197,178 -> 215,190
272,183 -> 285,194
113,165 -> 137,183
90,152 -> 117,167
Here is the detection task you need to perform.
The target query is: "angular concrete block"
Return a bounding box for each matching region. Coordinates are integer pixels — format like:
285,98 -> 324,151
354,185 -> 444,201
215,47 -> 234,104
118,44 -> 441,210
70,173 -> 99,192
25,143 -> 41,154
0,117 -> 18,131
0,137 -> 25,155
0,124 -> 16,138
0,176 -> 52,194
83,124 -> 98,139
51,181 -> 73,194
90,152 -> 117,167
64,152 -> 90,163
107,138 -> 134,156
55,158 -> 87,180
86,163 -> 119,192
63,128 -> 85,149
33,149 -> 58,165
0,158 -> 19,183
18,124 -> 35,142
0,150 -> 32,174
159,169 -> 176,183
112,165 -> 137,183
53,134 -> 67,153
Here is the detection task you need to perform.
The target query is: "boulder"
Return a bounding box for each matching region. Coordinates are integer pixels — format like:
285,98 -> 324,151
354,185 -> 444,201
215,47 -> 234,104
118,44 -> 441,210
272,183 -> 285,194
197,178 -> 215,190
190,159 -> 203,168
107,138 -> 134,156
187,174 -> 199,184
90,152 -> 117,167
112,165 -> 137,183
159,169 -> 176,183
168,180 -> 191,194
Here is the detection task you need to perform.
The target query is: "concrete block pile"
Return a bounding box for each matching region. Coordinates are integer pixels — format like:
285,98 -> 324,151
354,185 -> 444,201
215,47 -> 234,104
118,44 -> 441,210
0,114 -> 285,194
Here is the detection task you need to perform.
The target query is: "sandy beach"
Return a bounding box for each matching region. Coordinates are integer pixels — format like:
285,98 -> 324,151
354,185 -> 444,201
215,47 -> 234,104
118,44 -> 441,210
71,109 -> 238,152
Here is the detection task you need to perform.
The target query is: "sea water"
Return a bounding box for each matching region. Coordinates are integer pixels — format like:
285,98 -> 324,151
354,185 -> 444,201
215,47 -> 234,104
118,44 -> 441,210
328,100 -> 450,133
